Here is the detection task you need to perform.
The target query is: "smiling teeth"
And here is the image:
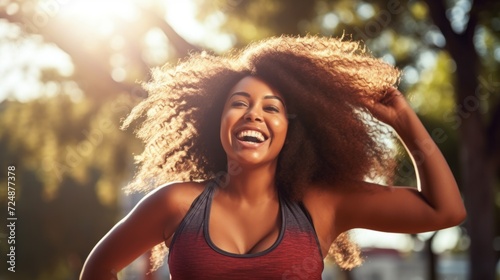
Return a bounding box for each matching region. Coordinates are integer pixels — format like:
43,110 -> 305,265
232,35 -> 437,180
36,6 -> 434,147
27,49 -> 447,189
237,130 -> 265,142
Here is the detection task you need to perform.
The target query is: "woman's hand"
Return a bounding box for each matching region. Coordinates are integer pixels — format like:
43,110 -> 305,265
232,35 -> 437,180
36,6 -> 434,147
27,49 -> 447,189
367,87 -> 413,131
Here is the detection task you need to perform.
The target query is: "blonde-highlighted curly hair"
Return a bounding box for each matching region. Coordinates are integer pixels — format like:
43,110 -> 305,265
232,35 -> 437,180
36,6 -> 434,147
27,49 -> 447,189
122,35 -> 401,270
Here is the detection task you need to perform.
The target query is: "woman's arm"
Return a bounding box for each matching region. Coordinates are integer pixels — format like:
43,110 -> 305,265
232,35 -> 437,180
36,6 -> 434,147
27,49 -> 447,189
368,88 -> 466,224
304,89 -> 466,244
79,182 -> 203,280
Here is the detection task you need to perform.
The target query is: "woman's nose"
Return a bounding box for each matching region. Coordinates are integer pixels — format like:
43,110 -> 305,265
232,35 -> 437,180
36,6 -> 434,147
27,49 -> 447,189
244,107 -> 263,122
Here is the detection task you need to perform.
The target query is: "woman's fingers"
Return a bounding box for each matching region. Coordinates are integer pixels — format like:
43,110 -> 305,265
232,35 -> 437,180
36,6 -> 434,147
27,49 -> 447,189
366,88 -> 411,127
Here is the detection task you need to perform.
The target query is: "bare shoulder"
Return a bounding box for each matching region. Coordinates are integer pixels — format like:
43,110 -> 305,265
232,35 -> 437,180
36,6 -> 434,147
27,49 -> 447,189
144,181 -> 207,216
79,181 -> 207,277
144,181 -> 206,244
154,181 -> 206,200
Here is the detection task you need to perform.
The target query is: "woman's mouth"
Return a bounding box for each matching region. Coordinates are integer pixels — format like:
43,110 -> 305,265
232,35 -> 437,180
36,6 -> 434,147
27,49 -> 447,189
235,130 -> 267,144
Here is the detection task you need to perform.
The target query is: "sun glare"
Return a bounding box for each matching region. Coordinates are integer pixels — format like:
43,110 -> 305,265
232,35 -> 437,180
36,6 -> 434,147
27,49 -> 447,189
56,0 -> 233,52
60,0 -> 139,24
164,0 -> 202,42
163,0 -> 234,52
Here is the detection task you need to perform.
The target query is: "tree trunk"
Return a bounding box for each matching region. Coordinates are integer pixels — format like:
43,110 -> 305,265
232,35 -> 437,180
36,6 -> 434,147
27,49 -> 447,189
455,55 -> 496,280
341,269 -> 354,280
423,0 -> 497,278
461,112 -> 496,280
425,232 -> 437,280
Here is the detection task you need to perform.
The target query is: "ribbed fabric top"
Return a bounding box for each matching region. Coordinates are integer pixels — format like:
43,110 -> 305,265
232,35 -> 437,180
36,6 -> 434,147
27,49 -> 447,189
168,182 -> 324,280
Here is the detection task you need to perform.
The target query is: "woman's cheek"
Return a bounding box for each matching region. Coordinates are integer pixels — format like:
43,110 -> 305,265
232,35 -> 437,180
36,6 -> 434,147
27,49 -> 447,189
270,117 -> 288,144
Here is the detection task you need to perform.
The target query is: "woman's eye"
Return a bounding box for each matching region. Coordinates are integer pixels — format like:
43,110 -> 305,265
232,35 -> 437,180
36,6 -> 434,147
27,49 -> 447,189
265,106 -> 280,113
231,101 -> 247,107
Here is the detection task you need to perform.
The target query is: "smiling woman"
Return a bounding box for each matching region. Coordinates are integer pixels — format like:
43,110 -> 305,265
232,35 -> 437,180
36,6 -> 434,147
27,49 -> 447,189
80,35 -> 465,280
220,77 -> 288,167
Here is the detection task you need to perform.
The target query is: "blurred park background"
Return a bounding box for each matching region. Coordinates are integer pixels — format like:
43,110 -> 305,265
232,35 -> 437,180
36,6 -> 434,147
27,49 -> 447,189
0,0 -> 499,279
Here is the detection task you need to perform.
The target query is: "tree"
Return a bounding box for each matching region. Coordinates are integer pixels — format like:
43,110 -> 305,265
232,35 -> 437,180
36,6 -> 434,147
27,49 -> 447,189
0,96 -> 134,279
422,1 -> 500,279
0,1 -> 201,278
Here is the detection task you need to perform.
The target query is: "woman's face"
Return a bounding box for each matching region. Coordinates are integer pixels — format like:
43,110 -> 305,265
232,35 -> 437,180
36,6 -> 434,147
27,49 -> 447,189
220,76 -> 288,167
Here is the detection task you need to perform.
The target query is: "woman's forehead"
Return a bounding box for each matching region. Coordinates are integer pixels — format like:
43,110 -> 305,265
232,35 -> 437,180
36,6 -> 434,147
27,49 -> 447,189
227,76 -> 285,100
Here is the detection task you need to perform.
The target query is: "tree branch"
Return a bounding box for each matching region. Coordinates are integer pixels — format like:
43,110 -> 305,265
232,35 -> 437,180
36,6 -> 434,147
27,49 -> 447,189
422,0 -> 478,60
0,6 -> 203,101
141,7 -> 203,57
423,0 -> 456,46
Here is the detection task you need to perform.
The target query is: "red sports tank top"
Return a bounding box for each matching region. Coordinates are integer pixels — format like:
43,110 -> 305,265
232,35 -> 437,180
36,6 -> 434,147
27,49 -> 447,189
168,182 -> 324,279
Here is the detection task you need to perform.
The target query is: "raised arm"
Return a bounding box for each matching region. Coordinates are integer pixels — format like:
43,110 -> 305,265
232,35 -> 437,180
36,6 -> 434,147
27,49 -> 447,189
80,182 -> 203,280
385,89 -> 467,227
304,89 -> 466,244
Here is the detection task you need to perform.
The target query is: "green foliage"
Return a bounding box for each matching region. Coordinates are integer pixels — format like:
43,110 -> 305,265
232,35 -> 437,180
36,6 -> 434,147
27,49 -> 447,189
196,0 -> 316,45
0,94 -> 141,278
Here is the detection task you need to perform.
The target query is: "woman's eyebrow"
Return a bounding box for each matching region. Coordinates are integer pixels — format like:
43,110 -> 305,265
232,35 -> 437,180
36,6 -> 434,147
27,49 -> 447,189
229,92 -> 250,99
229,91 -> 285,106
264,95 -> 285,106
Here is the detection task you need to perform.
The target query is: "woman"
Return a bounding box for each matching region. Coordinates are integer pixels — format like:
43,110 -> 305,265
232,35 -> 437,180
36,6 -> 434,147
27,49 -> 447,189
80,35 -> 466,279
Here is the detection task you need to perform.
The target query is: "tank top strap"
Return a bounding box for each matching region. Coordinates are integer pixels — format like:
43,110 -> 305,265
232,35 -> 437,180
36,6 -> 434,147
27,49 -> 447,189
168,181 -> 216,256
280,196 -> 324,259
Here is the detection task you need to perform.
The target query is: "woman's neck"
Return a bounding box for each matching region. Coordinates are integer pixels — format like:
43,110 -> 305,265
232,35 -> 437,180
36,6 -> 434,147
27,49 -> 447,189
218,161 -> 278,205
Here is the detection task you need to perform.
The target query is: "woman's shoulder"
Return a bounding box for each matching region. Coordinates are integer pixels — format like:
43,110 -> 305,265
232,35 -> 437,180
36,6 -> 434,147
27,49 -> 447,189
148,181 -> 207,209
147,181 -> 207,245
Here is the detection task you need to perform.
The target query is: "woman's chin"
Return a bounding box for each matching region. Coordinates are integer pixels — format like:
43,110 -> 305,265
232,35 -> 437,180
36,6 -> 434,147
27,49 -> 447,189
229,153 -> 277,168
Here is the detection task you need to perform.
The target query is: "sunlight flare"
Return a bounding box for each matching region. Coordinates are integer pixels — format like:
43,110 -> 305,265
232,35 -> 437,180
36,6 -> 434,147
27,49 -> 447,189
60,0 -> 139,23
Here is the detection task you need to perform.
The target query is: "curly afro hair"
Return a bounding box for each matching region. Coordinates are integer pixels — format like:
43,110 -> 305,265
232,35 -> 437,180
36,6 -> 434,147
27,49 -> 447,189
122,35 -> 401,270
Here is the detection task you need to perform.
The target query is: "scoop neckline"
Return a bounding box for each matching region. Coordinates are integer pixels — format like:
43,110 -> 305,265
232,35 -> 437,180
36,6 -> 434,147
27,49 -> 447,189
203,185 -> 286,258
